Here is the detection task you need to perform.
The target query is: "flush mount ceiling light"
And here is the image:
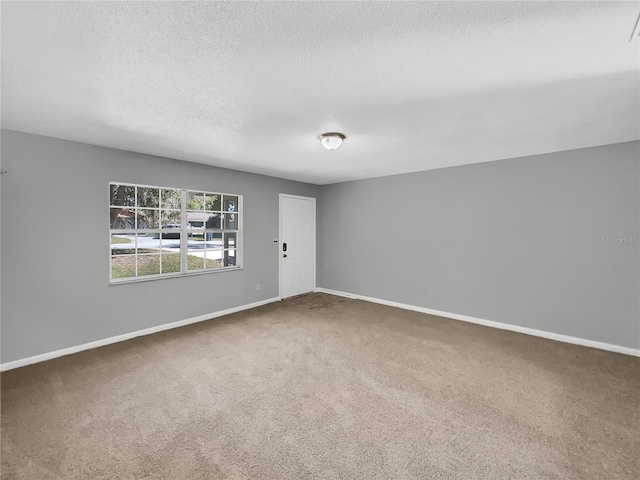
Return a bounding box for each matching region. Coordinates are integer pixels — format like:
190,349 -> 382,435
318,132 -> 346,150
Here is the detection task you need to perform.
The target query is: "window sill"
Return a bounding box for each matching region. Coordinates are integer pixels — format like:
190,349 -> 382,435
109,266 -> 243,286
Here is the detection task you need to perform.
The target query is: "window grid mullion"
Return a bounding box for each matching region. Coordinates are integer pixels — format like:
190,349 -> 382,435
180,189 -> 187,273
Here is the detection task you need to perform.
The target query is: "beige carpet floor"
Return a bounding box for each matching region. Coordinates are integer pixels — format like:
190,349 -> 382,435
2,293 -> 639,479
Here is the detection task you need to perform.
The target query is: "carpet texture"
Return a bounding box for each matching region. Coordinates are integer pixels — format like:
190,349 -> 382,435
2,293 -> 639,479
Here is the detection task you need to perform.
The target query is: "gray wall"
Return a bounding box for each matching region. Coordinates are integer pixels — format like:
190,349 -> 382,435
318,142 -> 640,349
1,130 -> 319,363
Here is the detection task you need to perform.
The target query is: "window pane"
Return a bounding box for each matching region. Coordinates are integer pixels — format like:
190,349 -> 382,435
136,209 -> 159,229
161,235 -> 181,250
223,195 -> 238,212
204,212 -> 221,229
111,234 -> 135,255
205,250 -> 222,269
223,213 -> 237,230
187,191 -> 204,211
187,251 -> 205,271
137,255 -> 160,276
137,187 -> 159,208
137,233 -> 162,254
112,255 -> 136,278
224,249 -> 236,267
110,208 -> 136,229
161,225 -> 180,241
186,211 -> 206,229
161,210 -> 181,228
224,232 -> 237,249
187,233 -> 205,248
161,189 -> 181,209
110,185 -> 135,206
162,253 -> 181,274
205,194 -> 221,211
205,232 -> 222,249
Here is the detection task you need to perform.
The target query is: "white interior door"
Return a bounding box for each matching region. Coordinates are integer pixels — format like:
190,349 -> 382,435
280,194 -> 316,299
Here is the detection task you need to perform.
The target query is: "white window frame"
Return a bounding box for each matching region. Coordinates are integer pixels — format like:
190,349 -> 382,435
109,182 -> 243,285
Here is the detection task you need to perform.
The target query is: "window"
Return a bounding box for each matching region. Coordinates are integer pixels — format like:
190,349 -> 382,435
109,183 -> 241,283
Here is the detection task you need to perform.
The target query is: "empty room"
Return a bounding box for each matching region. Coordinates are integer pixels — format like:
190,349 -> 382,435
1,1 -> 639,479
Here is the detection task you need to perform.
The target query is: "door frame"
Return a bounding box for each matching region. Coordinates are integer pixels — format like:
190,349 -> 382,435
279,193 -> 316,300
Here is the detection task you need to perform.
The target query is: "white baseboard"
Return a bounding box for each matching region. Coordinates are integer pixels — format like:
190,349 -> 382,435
315,288 -> 640,357
0,296 -> 280,372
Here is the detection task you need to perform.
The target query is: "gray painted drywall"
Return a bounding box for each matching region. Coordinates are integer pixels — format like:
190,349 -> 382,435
0,130 -> 319,363
318,142 -> 640,349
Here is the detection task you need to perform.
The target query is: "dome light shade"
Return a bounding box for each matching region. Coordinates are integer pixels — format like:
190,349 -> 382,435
318,132 -> 345,150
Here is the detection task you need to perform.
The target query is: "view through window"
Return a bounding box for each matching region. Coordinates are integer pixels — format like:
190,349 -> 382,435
109,183 -> 241,282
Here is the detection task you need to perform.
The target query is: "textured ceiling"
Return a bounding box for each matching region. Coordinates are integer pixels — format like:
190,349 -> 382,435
2,1 -> 639,184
